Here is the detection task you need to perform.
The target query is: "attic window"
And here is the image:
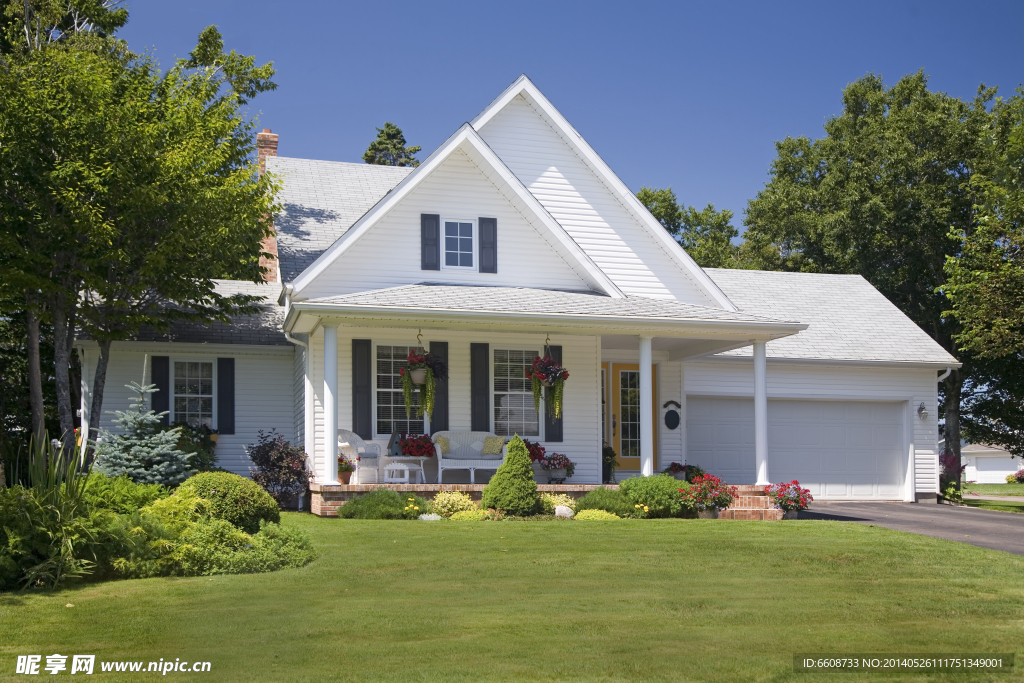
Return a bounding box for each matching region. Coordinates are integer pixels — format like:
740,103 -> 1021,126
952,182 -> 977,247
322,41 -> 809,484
442,219 -> 476,270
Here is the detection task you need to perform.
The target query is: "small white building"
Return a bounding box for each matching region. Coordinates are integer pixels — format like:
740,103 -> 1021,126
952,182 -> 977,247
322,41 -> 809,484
962,443 -> 1021,484
76,75 -> 959,506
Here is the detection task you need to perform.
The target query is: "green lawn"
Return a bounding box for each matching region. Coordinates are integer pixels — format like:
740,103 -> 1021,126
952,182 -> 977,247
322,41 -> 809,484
963,498 -> 1024,513
965,483 -> 1024,496
2,515 -> 1023,683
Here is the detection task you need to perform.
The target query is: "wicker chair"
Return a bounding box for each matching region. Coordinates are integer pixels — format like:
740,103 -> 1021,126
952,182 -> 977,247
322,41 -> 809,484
338,429 -> 381,483
433,431 -> 508,484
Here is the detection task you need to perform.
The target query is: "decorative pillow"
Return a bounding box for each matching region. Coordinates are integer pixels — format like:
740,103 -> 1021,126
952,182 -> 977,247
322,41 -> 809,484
435,436 -> 450,455
482,436 -> 505,455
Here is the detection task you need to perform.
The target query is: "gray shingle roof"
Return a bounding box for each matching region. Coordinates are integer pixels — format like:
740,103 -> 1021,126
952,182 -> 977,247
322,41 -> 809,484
268,156 -> 412,282
705,269 -> 959,364
306,283 -> 796,324
129,280 -> 288,346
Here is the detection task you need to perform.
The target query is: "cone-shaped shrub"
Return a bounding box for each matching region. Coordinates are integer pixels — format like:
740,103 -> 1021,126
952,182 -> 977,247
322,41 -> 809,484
480,435 -> 540,516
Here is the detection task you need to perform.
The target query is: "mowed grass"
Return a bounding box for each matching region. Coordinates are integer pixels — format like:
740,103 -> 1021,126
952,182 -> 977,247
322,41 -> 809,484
965,483 -> 1024,496
963,498 -> 1024,514
2,515 -> 1024,683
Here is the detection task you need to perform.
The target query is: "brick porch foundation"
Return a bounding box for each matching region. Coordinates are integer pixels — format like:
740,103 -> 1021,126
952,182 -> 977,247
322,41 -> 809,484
309,482 -> 785,519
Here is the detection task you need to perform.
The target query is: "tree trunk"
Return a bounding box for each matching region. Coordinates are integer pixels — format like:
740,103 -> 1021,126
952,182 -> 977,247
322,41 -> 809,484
87,338 -> 112,456
50,290 -> 77,455
943,368 -> 964,490
25,303 -> 45,442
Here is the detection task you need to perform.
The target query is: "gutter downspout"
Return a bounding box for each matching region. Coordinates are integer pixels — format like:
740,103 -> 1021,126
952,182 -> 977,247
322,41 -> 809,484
281,284 -> 308,349
937,366 -> 952,382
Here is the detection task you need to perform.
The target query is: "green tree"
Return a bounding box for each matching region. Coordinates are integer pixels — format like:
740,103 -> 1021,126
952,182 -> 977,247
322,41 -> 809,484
637,186 -> 738,267
740,71 -> 999,461
362,122 -> 421,167
0,23 -> 279,451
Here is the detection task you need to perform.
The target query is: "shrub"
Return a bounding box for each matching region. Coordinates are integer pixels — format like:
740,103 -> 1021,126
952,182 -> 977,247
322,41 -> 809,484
679,475 -> 737,512
177,472 -> 280,533
94,382 -> 196,486
246,430 -> 311,506
1015,469 -> 1024,484
540,492 -> 577,514
574,509 -> 621,521
82,473 -> 169,514
620,475 -> 691,518
449,509 -> 485,521
1009,474 -> 1018,484
481,435 -> 540,516
575,486 -> 633,518
163,423 -> 218,471
430,491 -> 478,517
939,450 -> 966,490
663,462 -> 706,483
337,489 -> 428,520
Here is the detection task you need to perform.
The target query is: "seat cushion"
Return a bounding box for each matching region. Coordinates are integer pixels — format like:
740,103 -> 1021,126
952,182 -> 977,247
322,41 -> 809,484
435,436 -> 450,455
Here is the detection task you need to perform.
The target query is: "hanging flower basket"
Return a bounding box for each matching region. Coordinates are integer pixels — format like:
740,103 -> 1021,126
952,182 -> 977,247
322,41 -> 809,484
525,355 -> 570,420
399,350 -> 448,419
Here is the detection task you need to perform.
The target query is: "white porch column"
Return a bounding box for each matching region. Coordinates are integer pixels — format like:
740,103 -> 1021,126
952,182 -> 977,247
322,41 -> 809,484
753,340 -> 769,486
323,323 -> 339,484
639,335 -> 654,477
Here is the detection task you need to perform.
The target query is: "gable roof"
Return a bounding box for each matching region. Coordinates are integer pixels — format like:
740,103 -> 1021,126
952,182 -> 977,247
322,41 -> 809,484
472,75 -> 738,311
268,157 -> 412,282
705,269 -> 960,366
288,123 -> 624,300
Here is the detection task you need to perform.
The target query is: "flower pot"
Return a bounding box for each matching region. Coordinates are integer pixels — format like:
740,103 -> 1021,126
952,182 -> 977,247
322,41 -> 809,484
672,472 -> 687,481
782,510 -> 800,520
697,509 -> 719,519
339,471 -> 352,485
409,368 -> 427,385
546,468 -> 567,484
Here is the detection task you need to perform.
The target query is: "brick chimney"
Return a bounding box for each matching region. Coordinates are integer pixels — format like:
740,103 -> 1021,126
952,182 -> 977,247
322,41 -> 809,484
256,128 -> 279,282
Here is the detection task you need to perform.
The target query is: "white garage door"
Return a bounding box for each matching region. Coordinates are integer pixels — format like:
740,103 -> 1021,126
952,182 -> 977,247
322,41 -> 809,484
686,397 -> 906,500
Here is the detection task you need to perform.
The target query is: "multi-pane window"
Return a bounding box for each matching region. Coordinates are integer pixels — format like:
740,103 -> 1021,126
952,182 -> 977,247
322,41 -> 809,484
494,349 -> 539,437
619,370 -> 640,458
376,345 -> 425,436
443,220 -> 474,269
173,361 -> 213,428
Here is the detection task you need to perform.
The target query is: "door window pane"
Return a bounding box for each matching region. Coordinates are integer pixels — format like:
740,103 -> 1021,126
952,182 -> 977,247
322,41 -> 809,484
619,370 -> 640,459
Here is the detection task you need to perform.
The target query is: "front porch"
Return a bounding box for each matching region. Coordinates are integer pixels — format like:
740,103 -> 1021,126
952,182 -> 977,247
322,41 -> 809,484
309,482 -> 783,520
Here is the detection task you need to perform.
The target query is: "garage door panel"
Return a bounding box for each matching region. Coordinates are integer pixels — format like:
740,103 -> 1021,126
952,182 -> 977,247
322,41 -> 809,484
687,397 -> 905,500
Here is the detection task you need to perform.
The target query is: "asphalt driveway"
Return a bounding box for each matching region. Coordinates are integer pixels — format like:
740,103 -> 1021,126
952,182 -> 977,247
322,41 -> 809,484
803,502 -> 1024,555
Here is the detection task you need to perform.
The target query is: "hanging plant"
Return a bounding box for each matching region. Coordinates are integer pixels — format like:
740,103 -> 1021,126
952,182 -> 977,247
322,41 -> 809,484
525,355 -> 570,420
399,349 -> 448,420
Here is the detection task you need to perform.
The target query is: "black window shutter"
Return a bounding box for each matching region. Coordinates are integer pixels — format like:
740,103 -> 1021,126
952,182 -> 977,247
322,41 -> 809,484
429,341 -> 449,433
544,345 -> 563,442
421,214 -> 440,270
217,358 -> 235,435
151,356 -> 170,426
352,339 -> 373,439
470,343 -> 490,432
479,217 -> 497,273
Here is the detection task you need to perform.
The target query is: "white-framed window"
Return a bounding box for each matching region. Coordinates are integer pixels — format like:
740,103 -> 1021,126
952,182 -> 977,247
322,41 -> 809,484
442,218 -> 476,270
375,344 -> 425,437
172,360 -> 215,429
493,348 -> 540,437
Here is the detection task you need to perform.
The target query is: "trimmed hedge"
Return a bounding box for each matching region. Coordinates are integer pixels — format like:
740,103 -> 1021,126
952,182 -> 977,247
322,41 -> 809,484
177,472 -> 280,533
575,486 -> 633,518
574,509 -> 621,521
481,436 -> 540,516
619,475 -> 691,518
337,489 -> 428,520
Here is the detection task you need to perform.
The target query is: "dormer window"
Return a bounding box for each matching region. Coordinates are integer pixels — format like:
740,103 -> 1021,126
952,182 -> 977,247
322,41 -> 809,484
443,219 -> 476,269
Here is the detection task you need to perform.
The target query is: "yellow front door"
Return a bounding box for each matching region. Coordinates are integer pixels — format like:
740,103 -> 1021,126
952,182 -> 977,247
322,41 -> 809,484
605,363 -> 658,472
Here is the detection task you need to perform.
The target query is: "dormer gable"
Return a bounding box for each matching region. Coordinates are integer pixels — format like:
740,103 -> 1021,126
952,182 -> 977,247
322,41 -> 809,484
290,124 -> 622,301
474,75 -> 737,310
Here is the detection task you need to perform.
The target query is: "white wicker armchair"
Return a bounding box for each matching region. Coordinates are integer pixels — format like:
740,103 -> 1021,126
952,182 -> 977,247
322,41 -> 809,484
338,429 -> 381,483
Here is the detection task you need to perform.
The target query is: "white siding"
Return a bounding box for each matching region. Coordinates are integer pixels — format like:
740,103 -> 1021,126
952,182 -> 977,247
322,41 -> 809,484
478,94 -> 718,305
293,343 -> 306,447
683,359 -> 940,494
307,326 -> 602,484
299,149 -> 594,300
94,342 -> 296,476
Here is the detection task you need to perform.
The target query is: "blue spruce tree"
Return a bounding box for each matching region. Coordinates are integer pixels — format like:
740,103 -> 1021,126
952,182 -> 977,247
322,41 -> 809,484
95,382 -> 196,485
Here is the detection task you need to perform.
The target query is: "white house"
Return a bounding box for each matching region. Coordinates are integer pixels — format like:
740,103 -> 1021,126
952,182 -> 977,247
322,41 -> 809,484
76,75 -> 958,506
960,443 -> 1021,484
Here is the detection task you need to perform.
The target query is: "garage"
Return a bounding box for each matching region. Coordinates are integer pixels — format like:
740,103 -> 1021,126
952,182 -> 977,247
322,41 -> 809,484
686,397 -> 907,500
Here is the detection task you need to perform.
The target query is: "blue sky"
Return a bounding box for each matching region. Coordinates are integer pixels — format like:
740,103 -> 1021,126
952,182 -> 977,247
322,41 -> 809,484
119,0 -> 1024,227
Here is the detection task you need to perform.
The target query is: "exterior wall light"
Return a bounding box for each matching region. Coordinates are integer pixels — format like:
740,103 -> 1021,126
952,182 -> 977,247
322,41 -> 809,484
917,402 -> 928,420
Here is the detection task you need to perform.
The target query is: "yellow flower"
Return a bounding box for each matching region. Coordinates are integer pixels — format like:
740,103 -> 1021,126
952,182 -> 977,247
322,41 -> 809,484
643,506 -> 649,512
635,504 -> 641,508
408,498 -> 414,501
404,506 -> 409,510
414,506 -> 419,510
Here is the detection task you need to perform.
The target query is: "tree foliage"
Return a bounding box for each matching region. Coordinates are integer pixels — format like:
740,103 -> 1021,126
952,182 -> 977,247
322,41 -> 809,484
362,122 -> 421,167
637,186 -> 739,267
739,71 -> 1001,457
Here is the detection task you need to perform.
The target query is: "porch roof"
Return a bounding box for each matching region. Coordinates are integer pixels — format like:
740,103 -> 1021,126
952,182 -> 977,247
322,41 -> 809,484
289,283 -> 806,339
